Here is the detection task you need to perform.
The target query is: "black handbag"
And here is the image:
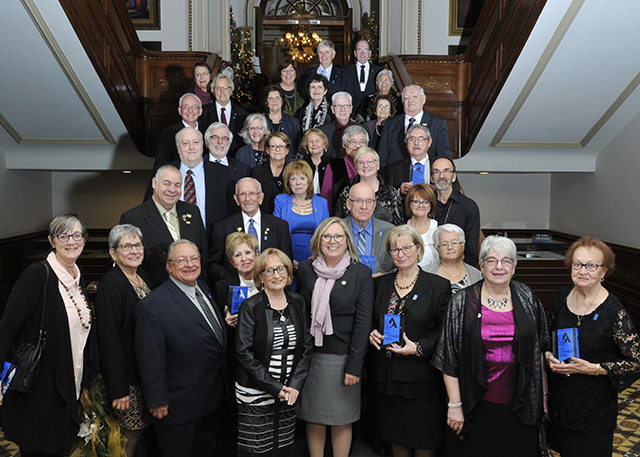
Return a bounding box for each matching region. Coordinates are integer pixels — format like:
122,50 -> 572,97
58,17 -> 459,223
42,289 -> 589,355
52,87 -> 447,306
6,263 -> 49,393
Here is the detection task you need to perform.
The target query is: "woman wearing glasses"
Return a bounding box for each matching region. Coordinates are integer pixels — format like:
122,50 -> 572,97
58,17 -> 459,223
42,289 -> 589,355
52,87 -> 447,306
334,147 -> 403,225
95,224 -> 151,456
297,217 -> 374,457
0,213 -> 99,457
263,85 -> 301,154
433,235 -> 549,457
237,113 -> 270,169
369,225 -> 451,457
250,132 -> 290,214
545,236 -> 640,457
404,184 -> 439,268
423,224 -> 482,294
235,248 -> 312,456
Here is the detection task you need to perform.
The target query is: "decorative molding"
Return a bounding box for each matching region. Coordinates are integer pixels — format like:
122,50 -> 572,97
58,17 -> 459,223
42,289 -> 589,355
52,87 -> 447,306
490,0 -> 585,147
0,113 -> 22,144
189,0 -> 193,51
495,142 -> 582,148
417,0 -> 422,54
421,75 -> 450,90
20,0 -> 116,144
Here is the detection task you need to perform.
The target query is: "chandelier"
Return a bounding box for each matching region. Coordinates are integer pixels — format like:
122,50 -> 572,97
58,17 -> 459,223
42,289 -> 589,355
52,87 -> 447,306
279,26 -> 322,63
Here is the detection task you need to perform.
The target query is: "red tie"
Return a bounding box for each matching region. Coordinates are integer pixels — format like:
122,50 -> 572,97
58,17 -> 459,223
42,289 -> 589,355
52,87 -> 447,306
184,170 -> 196,205
220,107 -> 227,125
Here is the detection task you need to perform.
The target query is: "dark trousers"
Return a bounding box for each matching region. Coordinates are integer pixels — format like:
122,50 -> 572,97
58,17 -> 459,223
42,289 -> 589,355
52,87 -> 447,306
155,406 -> 221,457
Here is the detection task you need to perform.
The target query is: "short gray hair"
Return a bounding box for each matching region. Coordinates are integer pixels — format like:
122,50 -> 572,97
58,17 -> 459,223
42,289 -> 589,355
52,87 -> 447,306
235,177 -> 263,194
212,73 -> 234,92
167,239 -> 200,263
479,235 -> 518,267
238,113 -> 267,145
376,69 -> 395,85
353,147 -> 379,164
405,124 -> 431,141
331,91 -> 352,105
49,213 -> 87,239
432,223 -> 466,246
402,84 -> 425,98
175,127 -> 204,147
317,40 -> 335,51
155,164 -> 181,181
341,125 -> 369,146
108,224 -> 143,250
205,122 -> 234,145
178,93 -> 202,109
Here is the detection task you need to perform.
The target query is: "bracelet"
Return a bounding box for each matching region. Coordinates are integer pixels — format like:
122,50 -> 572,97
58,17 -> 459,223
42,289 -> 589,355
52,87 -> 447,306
448,402 -> 462,408
595,363 -> 601,376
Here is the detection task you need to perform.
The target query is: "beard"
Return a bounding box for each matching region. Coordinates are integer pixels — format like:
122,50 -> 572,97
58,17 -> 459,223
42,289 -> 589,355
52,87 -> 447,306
435,179 -> 451,192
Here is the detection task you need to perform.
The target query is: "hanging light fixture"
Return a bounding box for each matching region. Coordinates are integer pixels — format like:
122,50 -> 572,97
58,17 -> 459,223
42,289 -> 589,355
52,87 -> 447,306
279,25 -> 322,63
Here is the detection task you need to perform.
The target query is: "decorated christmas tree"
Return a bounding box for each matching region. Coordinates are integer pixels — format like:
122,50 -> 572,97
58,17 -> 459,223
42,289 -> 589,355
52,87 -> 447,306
360,11 -> 379,62
229,7 -> 256,105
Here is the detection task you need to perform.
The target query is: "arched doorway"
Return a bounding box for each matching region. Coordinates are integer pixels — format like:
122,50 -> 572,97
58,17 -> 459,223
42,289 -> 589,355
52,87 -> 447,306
255,0 -> 352,79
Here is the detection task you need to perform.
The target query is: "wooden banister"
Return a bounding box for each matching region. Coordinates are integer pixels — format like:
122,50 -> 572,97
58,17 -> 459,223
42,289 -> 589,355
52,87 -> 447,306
59,0 -> 222,157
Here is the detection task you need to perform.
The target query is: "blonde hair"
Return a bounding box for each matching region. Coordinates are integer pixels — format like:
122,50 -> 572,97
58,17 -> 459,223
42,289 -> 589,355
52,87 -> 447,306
253,248 -> 293,290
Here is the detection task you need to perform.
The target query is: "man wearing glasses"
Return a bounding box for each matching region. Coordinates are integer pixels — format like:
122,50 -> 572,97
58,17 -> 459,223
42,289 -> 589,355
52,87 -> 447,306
207,177 -> 293,283
154,93 -> 204,167
385,124 -> 434,195
204,122 -> 250,183
320,92 -> 365,159
432,156 -> 481,266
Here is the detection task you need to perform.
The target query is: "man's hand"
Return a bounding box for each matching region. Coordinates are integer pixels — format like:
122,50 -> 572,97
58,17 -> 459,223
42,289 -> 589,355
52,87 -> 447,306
150,404 -> 169,419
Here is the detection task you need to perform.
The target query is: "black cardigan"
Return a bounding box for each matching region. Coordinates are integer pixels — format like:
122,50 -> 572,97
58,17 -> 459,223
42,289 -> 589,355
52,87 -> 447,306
235,290 -> 313,396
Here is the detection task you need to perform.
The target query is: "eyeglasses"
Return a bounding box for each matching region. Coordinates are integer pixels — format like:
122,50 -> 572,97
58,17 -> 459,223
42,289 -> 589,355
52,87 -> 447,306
249,126 -> 264,132
116,242 -> 144,252
410,199 -> 431,207
195,71 -> 210,78
348,198 -> 376,207
180,104 -> 201,111
346,139 -> 367,146
236,191 -> 262,199
262,265 -> 287,277
169,256 -> 201,265
356,159 -> 376,167
214,85 -> 231,91
438,241 -> 464,249
377,105 -> 391,111
321,233 -> 345,242
268,144 -> 288,151
390,245 -> 416,256
407,136 -> 429,144
334,104 -> 352,110
55,232 -> 85,243
431,168 -> 453,176
483,257 -> 514,267
571,262 -> 603,272
210,135 -> 230,142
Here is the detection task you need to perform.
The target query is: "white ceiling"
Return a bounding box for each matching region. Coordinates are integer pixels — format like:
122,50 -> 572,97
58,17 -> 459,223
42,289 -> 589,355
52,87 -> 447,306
2,0 -> 639,173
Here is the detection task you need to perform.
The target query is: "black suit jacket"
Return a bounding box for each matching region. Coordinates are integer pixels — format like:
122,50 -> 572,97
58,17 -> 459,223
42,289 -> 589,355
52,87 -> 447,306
199,102 -> 248,155
135,278 -> 228,425
299,65 -> 345,99
384,157 -> 413,190
120,199 -> 209,290
377,111 -> 452,167
371,270 -> 450,390
344,62 -> 383,114
154,122 -> 207,167
207,211 -> 293,283
207,155 -> 250,185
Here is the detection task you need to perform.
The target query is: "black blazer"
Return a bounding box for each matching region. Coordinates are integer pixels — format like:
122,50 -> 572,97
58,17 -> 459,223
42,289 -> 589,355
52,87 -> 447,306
372,270 -> 450,390
384,157 -> 413,190
207,211 -> 293,283
199,102 -> 248,155
299,65 -> 345,99
120,199 -> 209,290
235,290 -> 313,396
249,163 -> 284,215
154,122 -> 208,167
207,155 -> 250,184
296,259 -> 374,377
95,265 -> 151,399
377,110 -> 452,167
135,278 -> 228,425
266,112 -> 302,154
0,261 -> 99,454
344,62 -> 383,114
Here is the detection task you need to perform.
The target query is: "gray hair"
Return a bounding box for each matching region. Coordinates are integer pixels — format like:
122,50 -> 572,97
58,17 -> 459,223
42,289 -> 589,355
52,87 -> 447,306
353,146 -> 379,164
402,84 -> 425,98
376,69 -> 395,85
405,124 -> 431,141
235,177 -> 263,194
317,39 -> 335,51
479,235 -> 518,267
212,73 -> 234,92
331,91 -> 352,105
49,213 -> 87,239
167,239 -> 200,263
155,164 -> 181,181
341,124 -> 369,146
238,113 -> 268,145
108,224 -> 143,250
178,92 -> 202,109
205,122 -> 234,144
174,127 -> 204,148
432,223 -> 466,247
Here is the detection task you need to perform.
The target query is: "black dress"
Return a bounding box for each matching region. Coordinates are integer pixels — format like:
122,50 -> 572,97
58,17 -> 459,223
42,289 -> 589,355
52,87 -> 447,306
547,285 -> 640,456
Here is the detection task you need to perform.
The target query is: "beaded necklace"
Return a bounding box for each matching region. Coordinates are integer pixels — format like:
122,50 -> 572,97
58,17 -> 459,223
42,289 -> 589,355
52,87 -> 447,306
61,280 -> 92,329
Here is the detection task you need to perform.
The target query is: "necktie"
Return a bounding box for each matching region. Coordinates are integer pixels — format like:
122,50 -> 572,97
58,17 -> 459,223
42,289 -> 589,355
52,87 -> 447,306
164,212 -> 179,240
184,169 -> 196,204
360,65 -> 365,84
220,107 -> 227,125
248,218 -> 259,241
357,229 -> 366,257
321,68 -> 329,80
413,163 -> 425,184
195,289 -> 224,344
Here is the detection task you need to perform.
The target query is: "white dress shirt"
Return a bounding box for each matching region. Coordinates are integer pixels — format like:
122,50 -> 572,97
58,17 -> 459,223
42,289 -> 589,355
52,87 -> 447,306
242,211 -> 263,250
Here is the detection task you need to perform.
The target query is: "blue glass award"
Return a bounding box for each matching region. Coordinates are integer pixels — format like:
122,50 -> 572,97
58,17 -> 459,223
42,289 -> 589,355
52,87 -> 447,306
229,286 -> 249,314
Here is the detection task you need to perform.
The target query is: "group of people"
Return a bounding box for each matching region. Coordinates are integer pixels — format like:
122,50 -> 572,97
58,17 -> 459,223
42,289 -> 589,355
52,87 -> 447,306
1,38 -> 639,457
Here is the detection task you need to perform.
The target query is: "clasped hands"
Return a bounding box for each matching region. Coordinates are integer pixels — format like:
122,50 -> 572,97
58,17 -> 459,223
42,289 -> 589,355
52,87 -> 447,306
545,351 -> 598,376
369,329 -> 417,355
278,386 -> 300,405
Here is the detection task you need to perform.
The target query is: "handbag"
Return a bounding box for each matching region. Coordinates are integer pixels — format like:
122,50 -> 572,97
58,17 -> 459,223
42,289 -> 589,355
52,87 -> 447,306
5,263 -> 49,393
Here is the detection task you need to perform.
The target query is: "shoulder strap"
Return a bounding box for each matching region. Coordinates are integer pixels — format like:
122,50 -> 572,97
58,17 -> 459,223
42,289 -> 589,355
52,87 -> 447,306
38,262 -> 50,340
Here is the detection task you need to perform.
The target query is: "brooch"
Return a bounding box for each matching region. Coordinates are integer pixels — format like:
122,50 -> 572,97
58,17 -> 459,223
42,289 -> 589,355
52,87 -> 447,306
236,227 -> 243,231
181,213 -> 192,224
341,280 -> 347,285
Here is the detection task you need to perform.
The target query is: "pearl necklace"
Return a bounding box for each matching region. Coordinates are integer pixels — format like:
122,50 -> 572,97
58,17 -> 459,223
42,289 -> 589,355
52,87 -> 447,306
61,280 -> 92,329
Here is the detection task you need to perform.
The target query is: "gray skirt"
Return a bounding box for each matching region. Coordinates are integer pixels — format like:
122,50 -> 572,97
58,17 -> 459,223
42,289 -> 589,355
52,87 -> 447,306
297,353 -> 361,426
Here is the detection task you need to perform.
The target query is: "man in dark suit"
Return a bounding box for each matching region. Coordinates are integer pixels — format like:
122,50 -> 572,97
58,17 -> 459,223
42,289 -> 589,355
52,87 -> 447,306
120,164 -> 209,290
208,177 -> 293,283
199,74 -> 248,155
298,40 -> 345,100
342,182 -> 394,276
136,239 -> 228,457
385,124 -> 434,197
204,122 -> 250,183
154,93 -> 204,167
377,84 -> 452,167
320,92 -> 358,159
344,39 -> 383,114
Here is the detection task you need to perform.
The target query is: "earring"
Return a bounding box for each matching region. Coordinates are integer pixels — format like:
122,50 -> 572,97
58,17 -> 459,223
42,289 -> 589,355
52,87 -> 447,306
600,277 -> 605,283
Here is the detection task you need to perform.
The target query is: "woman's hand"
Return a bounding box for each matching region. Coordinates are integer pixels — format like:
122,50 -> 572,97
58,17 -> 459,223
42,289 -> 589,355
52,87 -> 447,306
293,260 -> 299,271
447,406 -> 465,435
224,306 -> 238,327
279,386 -> 300,405
0,391 -> 3,406
112,395 -> 131,411
387,334 -> 417,356
369,329 -> 383,350
546,351 -> 598,376
344,373 -> 360,386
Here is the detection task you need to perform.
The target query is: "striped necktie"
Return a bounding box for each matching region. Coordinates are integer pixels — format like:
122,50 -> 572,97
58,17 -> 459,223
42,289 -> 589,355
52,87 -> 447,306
248,218 -> 259,241
357,229 -> 366,257
195,289 -> 224,344
184,169 -> 196,205
164,211 -> 179,240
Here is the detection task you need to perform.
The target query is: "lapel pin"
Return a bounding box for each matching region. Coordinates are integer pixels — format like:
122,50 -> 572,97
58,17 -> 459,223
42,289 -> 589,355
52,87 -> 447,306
341,280 -> 347,285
